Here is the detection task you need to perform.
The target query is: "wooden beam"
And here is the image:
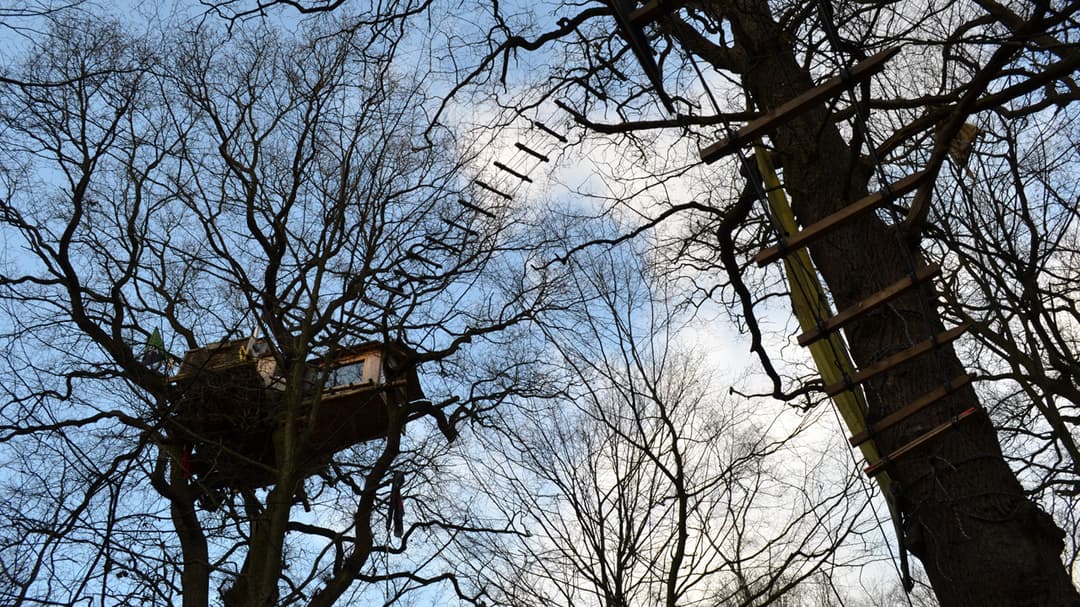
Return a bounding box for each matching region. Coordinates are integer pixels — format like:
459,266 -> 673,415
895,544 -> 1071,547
865,406 -> 980,477
515,142 -> 550,163
533,120 -> 567,143
474,180 -> 512,200
494,161 -> 533,182
444,219 -> 479,236
754,171 -> 928,266
458,198 -> 496,218
849,374 -> 974,447
699,46 -> 901,164
823,324 -> 970,397
798,263 -> 941,346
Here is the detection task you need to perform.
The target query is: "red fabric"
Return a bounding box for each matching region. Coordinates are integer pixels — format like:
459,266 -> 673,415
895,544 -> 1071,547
180,444 -> 193,479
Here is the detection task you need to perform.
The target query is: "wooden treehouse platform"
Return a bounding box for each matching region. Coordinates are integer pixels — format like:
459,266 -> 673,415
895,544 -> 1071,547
167,339 -> 424,489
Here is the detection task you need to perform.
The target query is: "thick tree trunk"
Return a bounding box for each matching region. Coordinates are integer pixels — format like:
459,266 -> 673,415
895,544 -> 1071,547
165,461 -> 211,607
691,2 -> 1080,605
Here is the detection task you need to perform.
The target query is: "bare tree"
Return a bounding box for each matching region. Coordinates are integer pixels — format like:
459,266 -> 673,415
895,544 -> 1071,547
3,0 -> 1077,605
927,104 -> 1080,572
0,11 -> 562,607
455,241 -> 881,607
430,0 -> 1080,605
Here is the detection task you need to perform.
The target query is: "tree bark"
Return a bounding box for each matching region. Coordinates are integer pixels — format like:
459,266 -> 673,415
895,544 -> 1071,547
688,1 -> 1080,605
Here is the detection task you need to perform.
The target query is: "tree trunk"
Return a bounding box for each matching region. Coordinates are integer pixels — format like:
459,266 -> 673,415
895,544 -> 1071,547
692,2 -> 1080,605
165,459 -> 211,607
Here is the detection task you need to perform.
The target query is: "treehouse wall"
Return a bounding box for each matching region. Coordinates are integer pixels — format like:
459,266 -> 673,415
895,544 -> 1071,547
166,339 -> 425,489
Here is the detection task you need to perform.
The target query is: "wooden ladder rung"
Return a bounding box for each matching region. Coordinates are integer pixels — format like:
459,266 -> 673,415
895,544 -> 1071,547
849,373 -> 974,447
700,46 -> 900,164
458,198 -> 496,218
474,180 -> 512,200
754,171 -> 927,266
533,120 -> 567,143
515,142 -> 549,163
865,406 -> 980,477
823,323 -> 970,397
444,219 -> 479,236
798,263 -> 941,346
494,161 -> 533,183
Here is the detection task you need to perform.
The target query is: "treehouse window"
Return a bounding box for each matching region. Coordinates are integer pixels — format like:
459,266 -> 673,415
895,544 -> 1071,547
328,359 -> 365,388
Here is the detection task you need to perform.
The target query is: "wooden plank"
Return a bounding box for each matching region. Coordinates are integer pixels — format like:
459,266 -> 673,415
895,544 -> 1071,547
629,0 -> 685,25
865,407 -> 980,477
458,198 -> 496,218
494,161 -> 533,183
823,324 -> 970,397
406,249 -> 441,269
754,171 -> 928,266
798,263 -> 941,346
533,120 -> 567,143
444,219 -> 479,236
474,180 -> 512,200
849,374 -> 974,447
700,46 -> 900,164
515,142 -> 549,163
575,77 -> 608,100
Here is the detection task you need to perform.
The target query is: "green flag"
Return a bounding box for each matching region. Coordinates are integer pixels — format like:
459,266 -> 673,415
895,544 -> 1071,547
142,328 -> 166,366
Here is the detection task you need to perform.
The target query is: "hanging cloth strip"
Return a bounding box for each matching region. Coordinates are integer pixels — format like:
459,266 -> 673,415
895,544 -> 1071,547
387,471 -> 405,538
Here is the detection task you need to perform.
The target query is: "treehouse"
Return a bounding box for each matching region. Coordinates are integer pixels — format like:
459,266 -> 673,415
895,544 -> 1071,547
167,338 -> 425,489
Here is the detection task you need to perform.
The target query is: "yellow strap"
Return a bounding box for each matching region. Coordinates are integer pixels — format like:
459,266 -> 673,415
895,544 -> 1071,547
752,145 -> 897,506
